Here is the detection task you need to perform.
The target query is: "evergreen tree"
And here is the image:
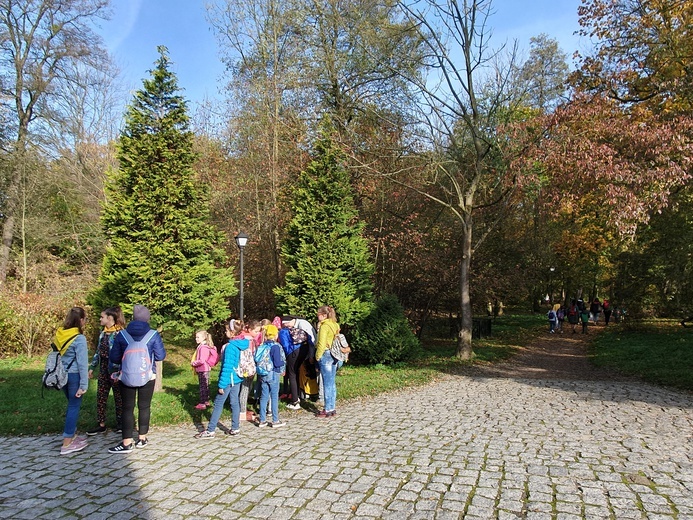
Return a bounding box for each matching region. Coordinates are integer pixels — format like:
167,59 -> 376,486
274,124 -> 373,326
92,47 -> 236,337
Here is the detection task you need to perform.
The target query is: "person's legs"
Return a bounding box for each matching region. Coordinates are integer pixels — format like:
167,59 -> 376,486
229,383 -> 242,431
63,372 -> 82,440
239,375 -> 254,416
120,383 -> 137,443
207,385 -> 231,432
95,366 -> 110,425
112,379 -> 123,429
269,371 -> 280,423
319,352 -> 336,412
198,371 -> 210,405
135,380 -> 156,438
258,376 -> 269,423
286,349 -> 300,404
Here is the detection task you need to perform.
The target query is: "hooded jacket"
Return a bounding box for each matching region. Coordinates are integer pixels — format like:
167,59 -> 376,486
54,327 -> 89,391
217,338 -> 250,388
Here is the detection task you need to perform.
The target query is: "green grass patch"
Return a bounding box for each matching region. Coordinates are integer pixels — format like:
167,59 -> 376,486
0,313 -> 544,436
591,319 -> 693,391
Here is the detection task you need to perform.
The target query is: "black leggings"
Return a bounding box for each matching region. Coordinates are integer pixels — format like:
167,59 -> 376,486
120,379 -> 156,440
286,343 -> 309,403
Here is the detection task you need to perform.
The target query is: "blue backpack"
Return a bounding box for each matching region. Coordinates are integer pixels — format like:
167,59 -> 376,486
117,329 -> 157,387
254,341 -> 284,376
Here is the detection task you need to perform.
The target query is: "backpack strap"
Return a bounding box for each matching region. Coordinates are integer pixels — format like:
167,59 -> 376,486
119,329 -> 134,344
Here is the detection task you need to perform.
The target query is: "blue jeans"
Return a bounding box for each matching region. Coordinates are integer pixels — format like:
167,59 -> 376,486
318,351 -> 338,412
258,371 -> 280,423
62,372 -> 83,438
208,382 -> 241,432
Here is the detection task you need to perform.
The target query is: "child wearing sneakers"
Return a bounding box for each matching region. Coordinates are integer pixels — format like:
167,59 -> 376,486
195,320 -> 249,438
255,325 -> 286,428
191,330 -> 217,410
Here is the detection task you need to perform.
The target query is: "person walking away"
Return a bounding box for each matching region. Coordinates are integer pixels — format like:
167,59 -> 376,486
108,305 -> 166,453
191,330 -> 217,410
590,298 -> 601,325
547,307 -> 558,333
255,325 -> 286,428
580,306 -> 590,334
567,300 -> 579,333
602,299 -> 612,325
556,305 -> 565,333
56,307 -> 90,455
314,306 -> 340,418
87,307 -> 125,435
195,320 -> 249,438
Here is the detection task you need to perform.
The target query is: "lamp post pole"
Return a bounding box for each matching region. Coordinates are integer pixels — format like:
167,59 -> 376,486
235,232 -> 248,320
549,266 -> 556,304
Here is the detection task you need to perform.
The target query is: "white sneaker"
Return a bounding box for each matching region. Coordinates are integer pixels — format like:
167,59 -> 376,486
286,402 -> 301,410
271,421 -> 286,428
194,430 -> 215,439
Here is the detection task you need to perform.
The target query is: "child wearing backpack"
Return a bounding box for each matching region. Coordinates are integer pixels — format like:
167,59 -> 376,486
547,308 -> 557,333
556,306 -> 565,333
580,306 -> 591,334
108,305 -> 166,453
567,300 -> 580,333
55,307 -> 90,455
86,306 -> 125,436
237,319 -> 262,421
195,319 -> 250,438
191,330 -> 218,410
255,325 -> 286,428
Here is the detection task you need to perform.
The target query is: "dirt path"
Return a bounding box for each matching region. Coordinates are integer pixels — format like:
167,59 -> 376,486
467,325 -> 635,381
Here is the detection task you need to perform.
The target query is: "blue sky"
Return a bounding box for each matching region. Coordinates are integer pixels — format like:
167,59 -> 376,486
98,0 -> 586,110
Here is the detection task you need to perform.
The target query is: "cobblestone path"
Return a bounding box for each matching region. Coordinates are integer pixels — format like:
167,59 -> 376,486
1,333 -> 691,519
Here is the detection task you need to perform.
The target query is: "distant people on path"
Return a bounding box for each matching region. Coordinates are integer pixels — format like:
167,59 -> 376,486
603,299 -> 612,325
195,319 -> 249,438
56,307 -> 89,455
87,306 -> 125,436
191,330 -> 217,410
590,298 -> 601,324
547,307 -> 557,333
580,306 -> 590,334
567,300 -> 580,333
108,305 -> 166,453
556,305 -> 565,333
314,305 -> 340,418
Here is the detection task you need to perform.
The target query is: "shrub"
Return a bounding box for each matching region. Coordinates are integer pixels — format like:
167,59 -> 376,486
350,294 -> 421,365
0,290 -> 67,357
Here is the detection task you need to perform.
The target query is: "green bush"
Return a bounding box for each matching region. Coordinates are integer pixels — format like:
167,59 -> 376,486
350,294 -> 421,365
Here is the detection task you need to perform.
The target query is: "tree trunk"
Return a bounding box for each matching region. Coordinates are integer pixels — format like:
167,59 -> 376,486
154,361 -> 163,392
456,217 -> 473,360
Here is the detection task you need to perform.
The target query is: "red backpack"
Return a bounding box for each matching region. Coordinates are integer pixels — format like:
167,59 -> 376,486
206,345 -> 219,367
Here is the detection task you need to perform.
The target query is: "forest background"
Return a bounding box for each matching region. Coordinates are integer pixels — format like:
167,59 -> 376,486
0,0 -> 691,360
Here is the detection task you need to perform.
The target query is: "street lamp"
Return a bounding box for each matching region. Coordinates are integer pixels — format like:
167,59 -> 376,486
234,232 -> 248,320
549,267 -> 556,303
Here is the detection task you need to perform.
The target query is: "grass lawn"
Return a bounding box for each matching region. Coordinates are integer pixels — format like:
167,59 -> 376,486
0,313 -> 545,436
590,319 -> 693,391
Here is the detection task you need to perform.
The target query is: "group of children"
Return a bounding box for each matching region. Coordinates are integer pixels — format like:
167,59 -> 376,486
547,297 -> 619,334
190,315 -> 323,437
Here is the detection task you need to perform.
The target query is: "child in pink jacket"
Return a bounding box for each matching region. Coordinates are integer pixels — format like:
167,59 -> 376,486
191,330 -> 218,410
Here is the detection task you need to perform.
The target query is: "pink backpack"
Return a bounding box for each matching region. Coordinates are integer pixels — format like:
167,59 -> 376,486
206,345 -> 219,367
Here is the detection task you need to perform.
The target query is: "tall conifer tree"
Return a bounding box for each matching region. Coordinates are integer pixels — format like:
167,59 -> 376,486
92,47 -> 236,335
274,124 -> 373,326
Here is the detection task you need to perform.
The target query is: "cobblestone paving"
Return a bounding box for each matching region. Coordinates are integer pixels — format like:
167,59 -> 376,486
1,371 -> 691,519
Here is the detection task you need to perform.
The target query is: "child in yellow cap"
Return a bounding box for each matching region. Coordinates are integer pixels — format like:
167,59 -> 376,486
254,324 -> 286,428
